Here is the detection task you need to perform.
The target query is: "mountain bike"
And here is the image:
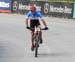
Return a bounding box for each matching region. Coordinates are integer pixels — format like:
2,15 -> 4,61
26,26 -> 48,57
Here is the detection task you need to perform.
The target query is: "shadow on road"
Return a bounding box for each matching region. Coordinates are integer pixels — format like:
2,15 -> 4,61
38,52 -> 72,58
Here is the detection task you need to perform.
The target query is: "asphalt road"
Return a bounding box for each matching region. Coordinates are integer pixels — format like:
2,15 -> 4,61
0,13 -> 75,62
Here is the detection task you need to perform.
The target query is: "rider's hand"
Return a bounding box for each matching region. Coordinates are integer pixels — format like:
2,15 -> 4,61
26,26 -> 29,29
44,27 -> 48,30
26,26 -> 32,30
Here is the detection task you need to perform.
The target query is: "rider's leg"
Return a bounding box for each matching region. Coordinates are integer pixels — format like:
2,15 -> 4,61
39,31 -> 43,44
31,31 -> 34,46
31,30 -> 35,51
37,25 -> 43,44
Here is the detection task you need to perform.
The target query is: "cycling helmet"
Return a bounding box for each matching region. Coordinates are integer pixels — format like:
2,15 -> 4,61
30,4 -> 36,12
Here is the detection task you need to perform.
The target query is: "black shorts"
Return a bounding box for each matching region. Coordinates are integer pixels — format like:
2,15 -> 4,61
30,19 -> 40,28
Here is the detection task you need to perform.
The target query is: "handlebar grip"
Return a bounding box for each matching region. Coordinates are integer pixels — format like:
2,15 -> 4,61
41,27 -> 48,30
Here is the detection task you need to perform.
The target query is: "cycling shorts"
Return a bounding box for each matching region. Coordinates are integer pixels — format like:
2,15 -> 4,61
30,19 -> 40,29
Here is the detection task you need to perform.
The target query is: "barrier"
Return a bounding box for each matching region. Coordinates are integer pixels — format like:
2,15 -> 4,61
12,1 -> 74,18
18,0 -> 73,18
0,0 -> 12,13
16,0 -> 29,14
73,2 -> 75,18
12,0 -> 29,13
12,0 -> 18,13
41,2 -> 73,18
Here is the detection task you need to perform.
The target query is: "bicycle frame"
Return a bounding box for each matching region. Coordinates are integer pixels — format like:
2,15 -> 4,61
34,26 -> 40,57
26,26 -> 48,57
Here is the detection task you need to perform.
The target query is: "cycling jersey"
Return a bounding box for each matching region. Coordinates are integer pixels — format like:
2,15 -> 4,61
26,11 -> 43,20
26,11 -> 43,29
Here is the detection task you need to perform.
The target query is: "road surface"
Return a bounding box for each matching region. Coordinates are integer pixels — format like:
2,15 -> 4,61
0,13 -> 75,62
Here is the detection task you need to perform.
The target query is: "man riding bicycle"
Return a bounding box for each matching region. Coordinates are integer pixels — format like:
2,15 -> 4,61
25,4 -> 48,51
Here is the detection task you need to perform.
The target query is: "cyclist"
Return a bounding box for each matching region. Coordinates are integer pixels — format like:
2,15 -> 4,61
25,4 -> 48,51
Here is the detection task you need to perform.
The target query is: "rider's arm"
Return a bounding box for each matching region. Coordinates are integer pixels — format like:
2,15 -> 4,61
25,18 -> 28,27
38,12 -> 48,28
41,19 -> 47,28
25,11 -> 30,27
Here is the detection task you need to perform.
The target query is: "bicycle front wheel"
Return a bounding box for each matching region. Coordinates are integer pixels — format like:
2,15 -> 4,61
35,35 -> 39,57
35,42 -> 38,57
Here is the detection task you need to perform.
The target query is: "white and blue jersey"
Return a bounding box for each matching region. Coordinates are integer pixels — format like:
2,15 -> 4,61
26,11 -> 43,20
26,11 -> 43,28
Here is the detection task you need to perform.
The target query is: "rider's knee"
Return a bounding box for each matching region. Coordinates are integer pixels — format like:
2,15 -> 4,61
31,31 -> 34,36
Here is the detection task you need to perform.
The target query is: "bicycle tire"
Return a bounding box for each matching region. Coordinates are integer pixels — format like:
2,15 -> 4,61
35,35 -> 39,57
35,42 -> 38,57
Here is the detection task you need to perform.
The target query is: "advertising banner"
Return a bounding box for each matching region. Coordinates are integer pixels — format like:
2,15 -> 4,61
0,0 -> 12,13
17,1 -> 73,18
41,2 -> 73,18
12,0 -> 18,13
17,0 -> 30,14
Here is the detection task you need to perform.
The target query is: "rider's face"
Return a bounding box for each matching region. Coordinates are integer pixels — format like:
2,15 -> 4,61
30,6 -> 36,13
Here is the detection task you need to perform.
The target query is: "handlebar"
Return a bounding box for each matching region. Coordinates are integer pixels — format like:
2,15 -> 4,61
26,27 -> 48,31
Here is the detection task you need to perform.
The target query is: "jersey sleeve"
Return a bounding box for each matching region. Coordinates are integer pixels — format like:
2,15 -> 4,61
38,11 -> 43,19
26,11 -> 30,19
